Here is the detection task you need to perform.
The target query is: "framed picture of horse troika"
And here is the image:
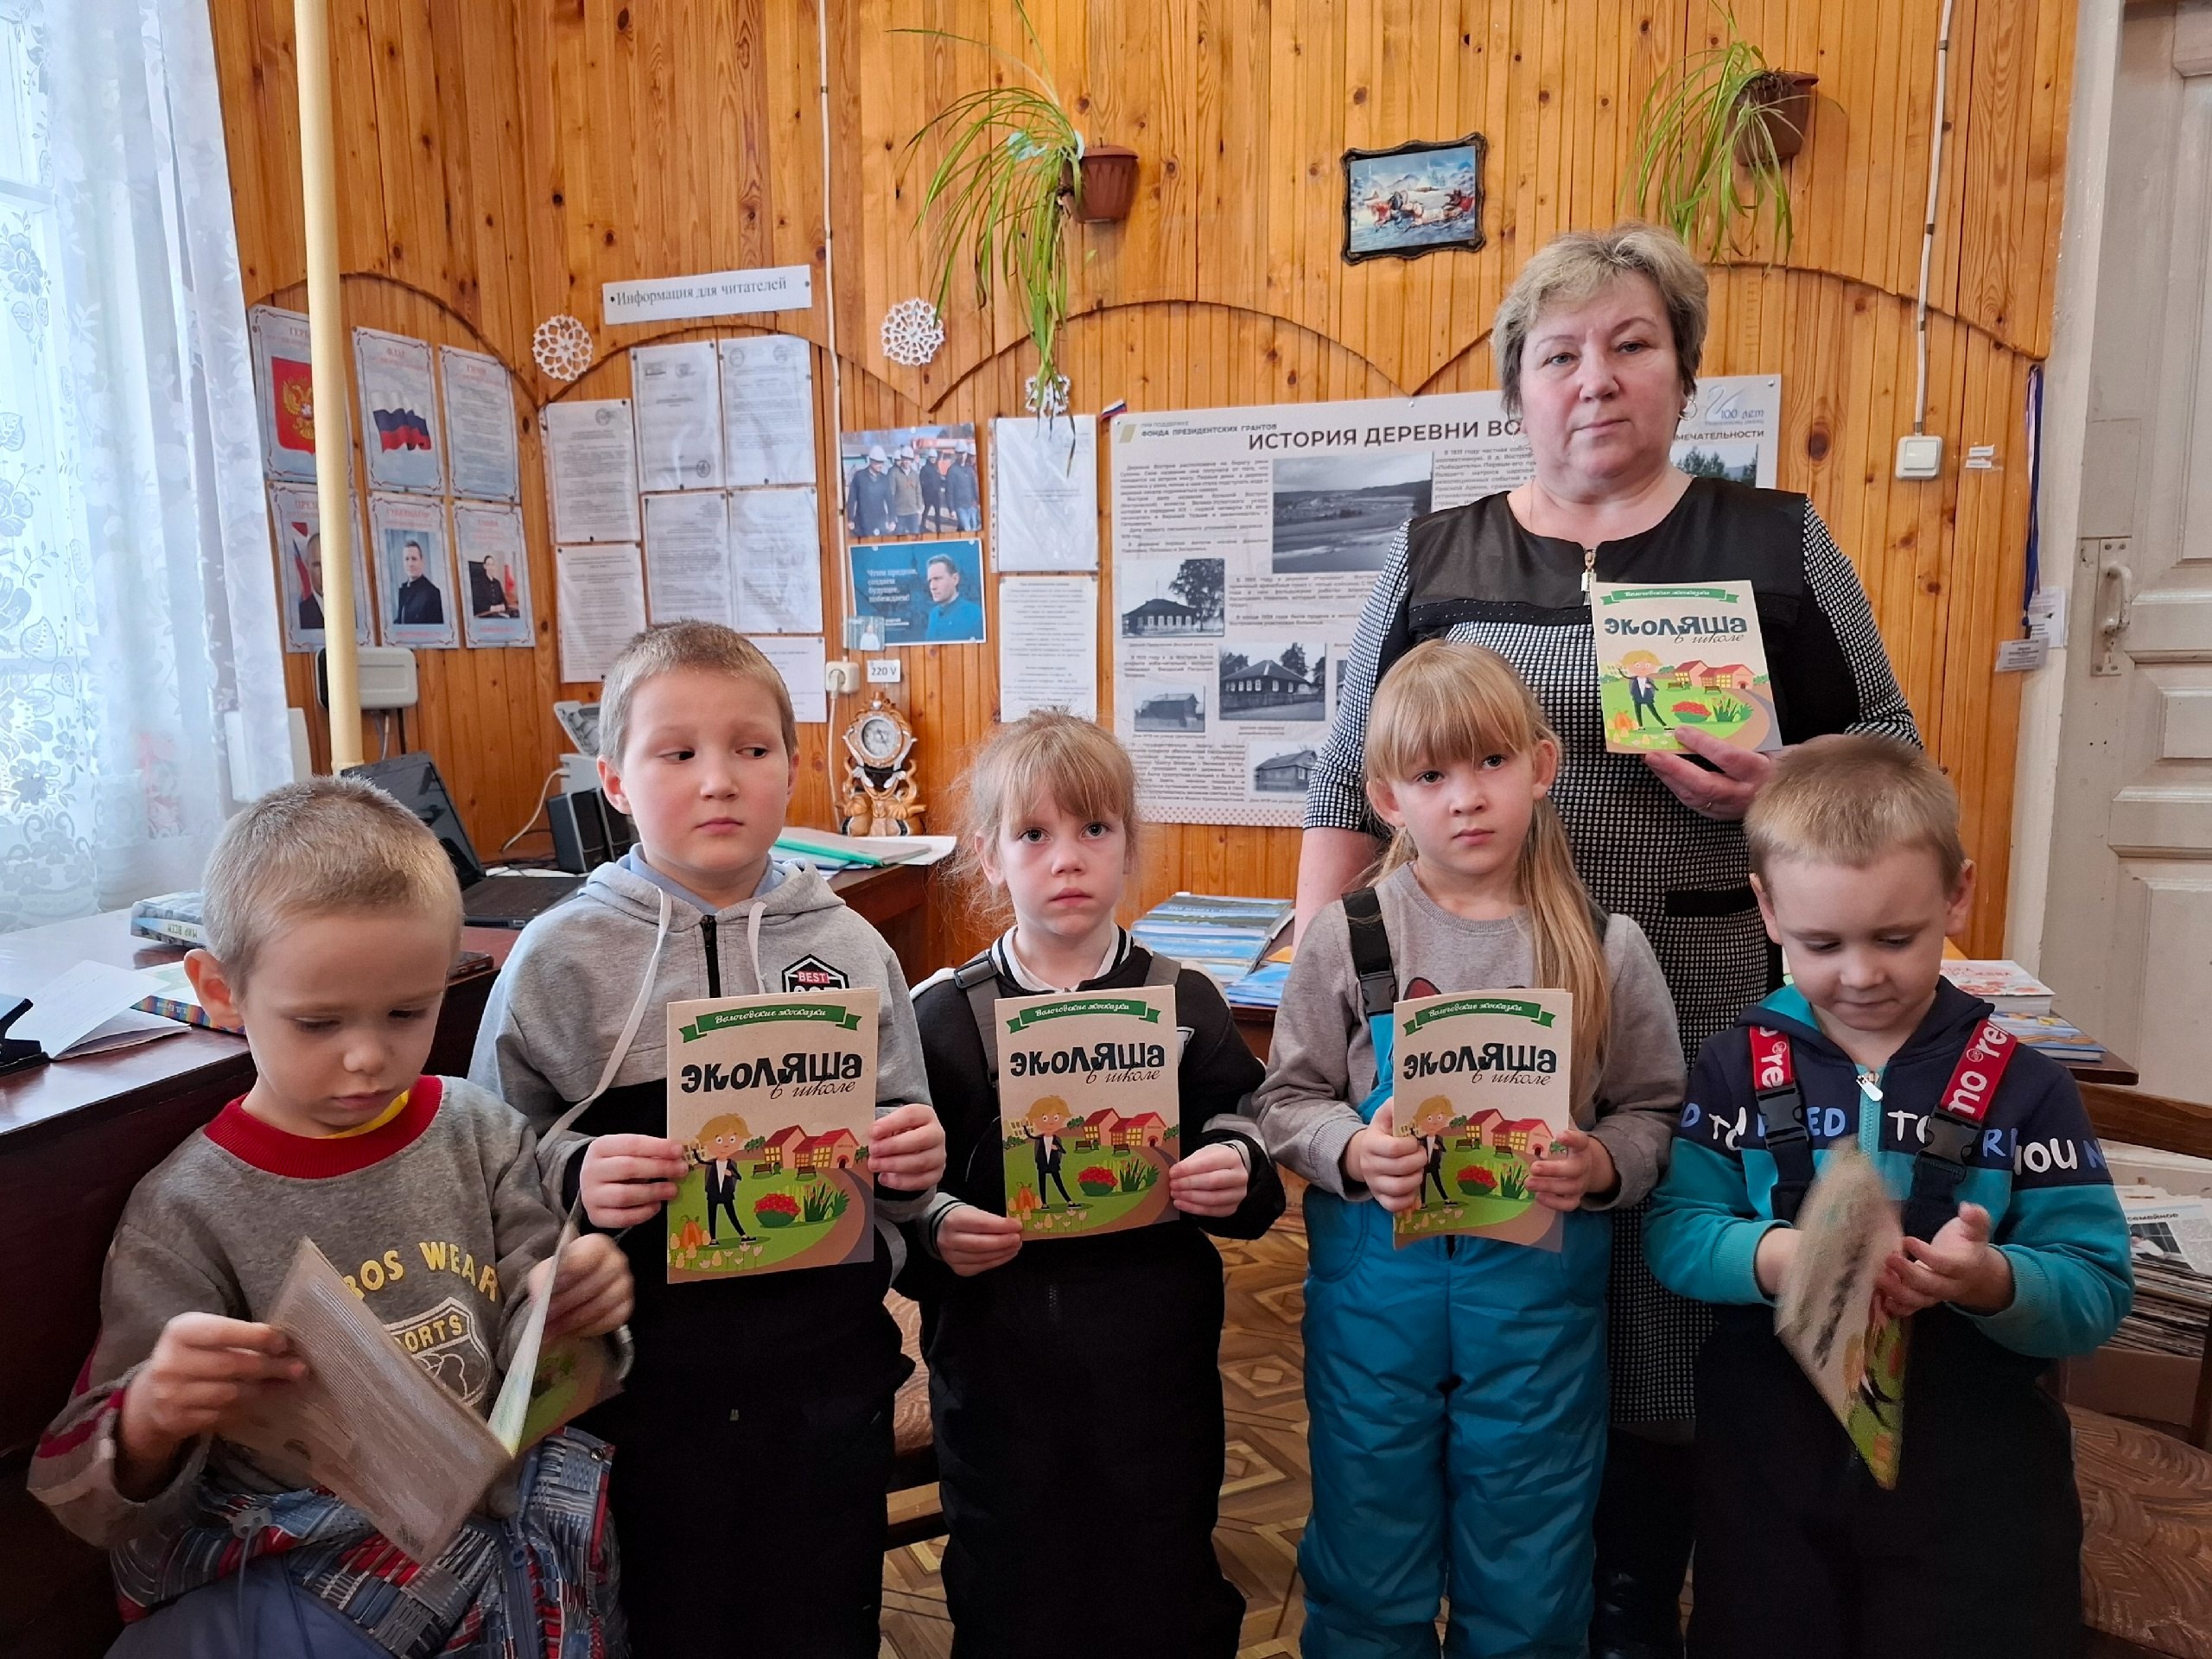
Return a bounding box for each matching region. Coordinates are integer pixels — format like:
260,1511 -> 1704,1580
1341,132 -> 1487,263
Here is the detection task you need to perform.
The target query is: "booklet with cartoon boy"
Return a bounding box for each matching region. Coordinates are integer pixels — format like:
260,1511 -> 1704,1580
995,984 -> 1181,1241
1775,1147 -> 1909,1488
1590,578 -> 1783,755
664,986 -> 880,1282
1387,988 -> 1573,1250
226,1227 -> 620,1565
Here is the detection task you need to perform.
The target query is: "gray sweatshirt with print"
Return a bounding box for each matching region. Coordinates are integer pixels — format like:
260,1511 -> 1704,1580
468,858 -> 933,1228
1254,865 -> 1686,1207
31,1077 -> 556,1549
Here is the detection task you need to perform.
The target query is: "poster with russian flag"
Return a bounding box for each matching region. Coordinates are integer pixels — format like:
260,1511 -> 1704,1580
354,327 -> 446,496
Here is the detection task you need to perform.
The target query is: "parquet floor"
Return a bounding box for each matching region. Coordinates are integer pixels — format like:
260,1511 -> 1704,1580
879,1207 -> 1318,1659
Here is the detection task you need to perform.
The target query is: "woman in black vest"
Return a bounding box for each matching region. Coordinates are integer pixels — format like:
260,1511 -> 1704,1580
1294,221 -> 1917,1659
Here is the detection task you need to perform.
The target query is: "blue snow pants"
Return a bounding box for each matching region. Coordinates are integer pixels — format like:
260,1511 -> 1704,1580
1300,1013 -> 1611,1659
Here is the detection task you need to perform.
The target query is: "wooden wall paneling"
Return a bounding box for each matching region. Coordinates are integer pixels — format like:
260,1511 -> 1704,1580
213,0 -> 2079,979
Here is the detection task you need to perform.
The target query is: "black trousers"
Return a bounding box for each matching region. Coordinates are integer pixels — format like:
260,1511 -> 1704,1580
928,1245 -> 1246,1659
1688,1308 -> 2083,1659
583,1377 -> 893,1659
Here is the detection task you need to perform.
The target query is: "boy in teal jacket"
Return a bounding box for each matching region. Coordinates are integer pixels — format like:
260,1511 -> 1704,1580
1646,736 -> 2131,1659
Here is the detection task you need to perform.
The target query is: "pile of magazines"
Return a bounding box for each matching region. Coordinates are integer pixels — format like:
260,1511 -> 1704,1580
1131,893 -> 1293,989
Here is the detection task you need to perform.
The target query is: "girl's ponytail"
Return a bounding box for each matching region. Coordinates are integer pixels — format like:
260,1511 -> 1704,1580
1518,798 -> 1610,1106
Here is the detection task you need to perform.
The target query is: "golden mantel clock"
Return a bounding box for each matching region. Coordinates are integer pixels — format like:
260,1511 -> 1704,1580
839,692 -> 926,836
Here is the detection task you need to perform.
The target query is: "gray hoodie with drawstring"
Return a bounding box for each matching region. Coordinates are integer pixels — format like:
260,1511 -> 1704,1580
469,856 -> 934,1236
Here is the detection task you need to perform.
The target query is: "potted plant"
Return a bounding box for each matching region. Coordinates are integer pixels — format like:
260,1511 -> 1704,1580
1627,7 -> 1813,262
901,1 -> 1135,413
1077,1164 -> 1120,1199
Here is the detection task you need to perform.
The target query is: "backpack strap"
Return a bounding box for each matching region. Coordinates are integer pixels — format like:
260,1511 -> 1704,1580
1342,886 -> 1397,1019
951,950 -> 1007,1087
1141,949 -> 1181,989
1750,1026 -> 1816,1225
1901,1020 -> 2019,1241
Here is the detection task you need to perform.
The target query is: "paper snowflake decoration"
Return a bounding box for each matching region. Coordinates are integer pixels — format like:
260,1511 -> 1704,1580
880,298 -> 944,368
532,315 -> 594,383
1024,370 -> 1071,419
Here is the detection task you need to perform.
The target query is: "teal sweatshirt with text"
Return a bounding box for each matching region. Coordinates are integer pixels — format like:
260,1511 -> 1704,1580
1645,981 -> 2132,1360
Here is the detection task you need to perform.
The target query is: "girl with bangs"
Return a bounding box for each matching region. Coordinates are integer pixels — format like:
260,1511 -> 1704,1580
900,712 -> 1286,1659
1255,641 -> 1686,1659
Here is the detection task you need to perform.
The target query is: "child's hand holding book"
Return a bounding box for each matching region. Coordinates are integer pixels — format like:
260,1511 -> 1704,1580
1527,1128 -> 1618,1211
937,1204 -> 1023,1276
118,1313 -> 306,1496
1168,1142 -> 1251,1217
530,1234 -> 633,1339
579,1135 -> 688,1228
1341,1099 -> 1430,1213
868,1102 -> 947,1191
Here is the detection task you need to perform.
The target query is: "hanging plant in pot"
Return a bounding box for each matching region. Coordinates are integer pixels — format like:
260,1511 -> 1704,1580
900,2 -> 1134,419
1627,6 -> 1814,263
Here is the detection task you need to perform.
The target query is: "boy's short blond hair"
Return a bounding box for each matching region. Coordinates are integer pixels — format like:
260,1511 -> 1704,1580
1746,734 -> 1966,891
599,622 -> 798,766
201,775 -> 463,985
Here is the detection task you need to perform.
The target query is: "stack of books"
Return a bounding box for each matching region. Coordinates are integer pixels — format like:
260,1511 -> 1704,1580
1938,959 -> 2056,1014
1223,957 -> 1293,1010
1130,893 -> 1293,988
129,890 -> 206,947
1989,1012 -> 2105,1063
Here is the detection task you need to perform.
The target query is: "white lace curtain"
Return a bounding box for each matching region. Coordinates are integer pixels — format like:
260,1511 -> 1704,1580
0,0 -> 288,931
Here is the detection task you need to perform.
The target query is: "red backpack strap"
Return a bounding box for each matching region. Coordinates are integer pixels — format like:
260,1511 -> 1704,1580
1750,1026 -> 1817,1224
1902,1020 -> 2019,1239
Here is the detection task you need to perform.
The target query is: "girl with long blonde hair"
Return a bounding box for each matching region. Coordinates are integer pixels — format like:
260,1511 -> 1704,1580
1254,640 -> 1687,1658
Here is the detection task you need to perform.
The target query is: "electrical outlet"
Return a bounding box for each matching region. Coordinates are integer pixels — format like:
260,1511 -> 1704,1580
868,658 -> 901,684
1895,434 -> 1943,480
824,658 -> 859,695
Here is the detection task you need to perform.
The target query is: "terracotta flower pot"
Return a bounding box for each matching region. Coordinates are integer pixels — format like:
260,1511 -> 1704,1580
1738,71 -> 1817,163
1074,144 -> 1140,222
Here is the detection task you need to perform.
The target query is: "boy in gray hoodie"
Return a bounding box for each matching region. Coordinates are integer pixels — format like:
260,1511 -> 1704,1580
471,622 -> 945,1659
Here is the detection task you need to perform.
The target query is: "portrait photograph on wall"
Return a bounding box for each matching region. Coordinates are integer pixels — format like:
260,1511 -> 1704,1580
846,537 -> 987,647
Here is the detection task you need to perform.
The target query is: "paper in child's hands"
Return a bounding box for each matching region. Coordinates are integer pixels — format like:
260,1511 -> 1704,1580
485,1208 -> 622,1454
226,1239 -> 509,1565
1775,1147 -> 1909,1488
1387,990 -> 1573,1251
1591,579 -> 1783,754
664,988 -> 879,1283
995,985 -> 1180,1241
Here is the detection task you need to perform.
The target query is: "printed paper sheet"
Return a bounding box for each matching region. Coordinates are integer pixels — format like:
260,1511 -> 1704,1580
439,346 -> 520,502
556,543 -> 646,682
991,415 -> 1097,570
543,400 -> 643,543
632,341 -> 725,492
997,575 -> 1097,719
721,334 -> 817,487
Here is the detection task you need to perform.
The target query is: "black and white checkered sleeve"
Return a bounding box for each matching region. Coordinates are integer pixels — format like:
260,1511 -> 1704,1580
1802,505 -> 1922,747
1302,523 -> 1412,836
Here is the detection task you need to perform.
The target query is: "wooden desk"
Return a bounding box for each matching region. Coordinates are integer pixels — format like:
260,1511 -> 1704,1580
1230,1002 -> 2141,1088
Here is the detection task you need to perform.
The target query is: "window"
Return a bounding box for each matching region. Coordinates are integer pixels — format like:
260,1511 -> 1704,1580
0,0 -> 288,932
